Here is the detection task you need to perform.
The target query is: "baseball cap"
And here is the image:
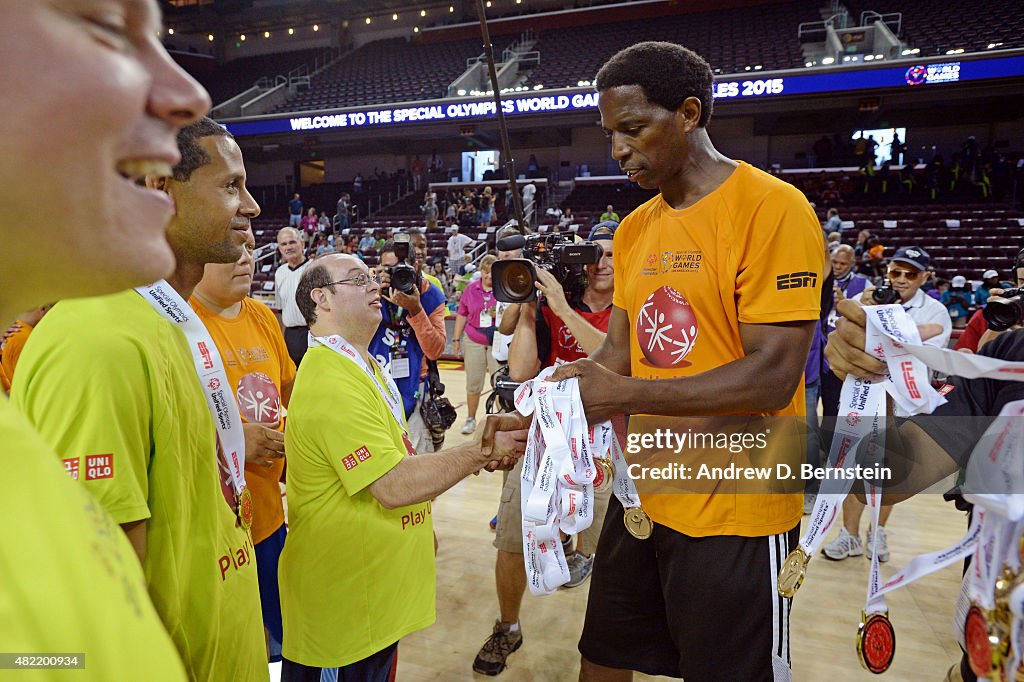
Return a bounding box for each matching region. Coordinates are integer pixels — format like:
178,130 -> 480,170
891,246 -> 930,271
951,275 -> 967,287
983,269 -> 999,279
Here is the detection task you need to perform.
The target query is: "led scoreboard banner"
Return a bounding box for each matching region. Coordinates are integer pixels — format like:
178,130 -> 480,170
221,54 -> 1024,137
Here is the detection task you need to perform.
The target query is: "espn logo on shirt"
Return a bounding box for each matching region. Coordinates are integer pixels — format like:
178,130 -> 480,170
776,271 -> 818,290
62,457 -> 80,480
342,446 -> 372,471
85,454 -> 114,481
197,341 -> 215,370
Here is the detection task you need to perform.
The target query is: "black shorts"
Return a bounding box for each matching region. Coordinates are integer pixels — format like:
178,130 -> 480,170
578,497 -> 799,681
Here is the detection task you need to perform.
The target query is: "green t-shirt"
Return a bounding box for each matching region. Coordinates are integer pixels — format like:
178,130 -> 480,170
0,397 -> 187,681
280,344 -> 435,667
12,291 -> 267,681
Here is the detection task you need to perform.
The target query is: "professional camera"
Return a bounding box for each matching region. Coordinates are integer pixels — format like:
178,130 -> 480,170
492,232 -> 603,303
383,232 -> 418,296
983,287 -> 1024,331
871,280 -> 902,305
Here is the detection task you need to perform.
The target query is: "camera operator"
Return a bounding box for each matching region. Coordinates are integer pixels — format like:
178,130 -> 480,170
369,233 -> 448,453
955,248 -> 1024,353
471,227 -> 615,676
822,245 -> 952,562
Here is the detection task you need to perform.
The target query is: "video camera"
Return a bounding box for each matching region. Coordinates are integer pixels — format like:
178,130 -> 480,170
492,231 -> 603,303
983,287 -> 1024,331
383,232 -> 418,296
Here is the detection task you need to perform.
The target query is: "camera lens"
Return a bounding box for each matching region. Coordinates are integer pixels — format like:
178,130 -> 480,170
390,264 -> 418,295
983,296 -> 1024,332
492,259 -> 537,303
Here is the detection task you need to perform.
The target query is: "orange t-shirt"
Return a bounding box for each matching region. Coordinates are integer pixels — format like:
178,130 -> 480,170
1,320 -> 34,392
613,161 -> 824,537
190,297 -> 296,544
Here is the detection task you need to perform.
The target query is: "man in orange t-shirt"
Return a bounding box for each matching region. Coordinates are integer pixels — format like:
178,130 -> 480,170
541,43 -> 824,681
191,232 -> 295,662
1,305 -> 52,391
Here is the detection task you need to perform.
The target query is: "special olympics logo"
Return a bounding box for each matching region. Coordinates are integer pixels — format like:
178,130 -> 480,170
905,65 -> 927,85
646,253 -> 658,268
207,377 -> 221,390
846,412 -> 862,427
635,285 -> 699,367
237,372 -> 281,424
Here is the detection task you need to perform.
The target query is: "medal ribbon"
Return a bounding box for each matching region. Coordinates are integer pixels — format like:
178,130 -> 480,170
136,281 -> 247,497
311,334 -> 407,436
514,369 -> 640,594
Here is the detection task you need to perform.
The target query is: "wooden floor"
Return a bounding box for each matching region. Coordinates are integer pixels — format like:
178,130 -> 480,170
308,366 -> 970,681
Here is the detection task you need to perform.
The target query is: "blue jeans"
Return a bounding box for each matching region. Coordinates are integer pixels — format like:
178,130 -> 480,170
804,380 -> 823,495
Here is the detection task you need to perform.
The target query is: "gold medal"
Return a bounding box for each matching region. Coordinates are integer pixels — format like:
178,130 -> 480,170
777,546 -> 810,598
966,604 -> 1006,678
623,507 -> 653,540
593,458 -> 613,494
856,610 -> 896,674
237,487 -> 254,531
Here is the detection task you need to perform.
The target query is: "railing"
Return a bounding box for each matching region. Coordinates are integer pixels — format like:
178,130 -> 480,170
860,11 -> 902,36
798,10 -> 850,41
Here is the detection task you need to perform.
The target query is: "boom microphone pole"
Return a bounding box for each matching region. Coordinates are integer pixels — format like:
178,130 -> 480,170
474,0 -> 527,231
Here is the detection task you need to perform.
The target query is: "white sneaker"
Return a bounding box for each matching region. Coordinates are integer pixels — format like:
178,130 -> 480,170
822,528 -> 864,560
866,525 -> 890,562
461,417 -> 477,435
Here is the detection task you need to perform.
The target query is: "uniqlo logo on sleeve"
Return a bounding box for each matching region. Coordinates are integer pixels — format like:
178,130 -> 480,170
343,446 -> 372,471
62,458 -> 80,480
85,454 -> 114,481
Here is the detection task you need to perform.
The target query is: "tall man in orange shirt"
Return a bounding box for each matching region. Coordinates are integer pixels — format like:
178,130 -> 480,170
545,42 -> 824,681
191,230 -> 295,661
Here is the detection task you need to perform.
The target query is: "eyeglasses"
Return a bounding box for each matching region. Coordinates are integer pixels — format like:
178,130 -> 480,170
886,268 -> 922,280
325,272 -> 379,289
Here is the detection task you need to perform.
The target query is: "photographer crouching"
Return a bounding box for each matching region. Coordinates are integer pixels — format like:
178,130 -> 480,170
369,230 -> 452,453
471,225 -> 616,676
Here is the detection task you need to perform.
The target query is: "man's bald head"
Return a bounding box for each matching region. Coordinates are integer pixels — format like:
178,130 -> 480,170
831,244 -> 855,279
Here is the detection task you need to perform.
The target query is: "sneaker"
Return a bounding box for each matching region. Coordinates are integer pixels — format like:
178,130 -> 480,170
866,525 -> 890,563
822,528 -> 864,561
560,534 -> 574,556
461,417 -> 477,435
472,620 -> 523,676
803,493 -> 815,515
562,552 -> 594,589
489,515 -> 498,531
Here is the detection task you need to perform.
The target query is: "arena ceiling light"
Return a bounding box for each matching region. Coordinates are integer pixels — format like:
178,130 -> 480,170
240,33 -> 246,40
393,13 -> 398,20
365,16 -> 372,24
168,27 -> 174,35
263,30 -> 270,38
822,56 -> 835,65
313,24 -> 319,31
288,27 -> 294,35
449,6 -> 454,12
987,42 -> 1003,49
207,33 -> 214,41
420,9 -> 426,16
414,26 -> 420,32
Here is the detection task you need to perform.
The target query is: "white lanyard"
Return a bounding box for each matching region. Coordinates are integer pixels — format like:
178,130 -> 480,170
781,305 -> 932,598
514,369 -> 644,595
311,334 -> 407,435
136,281 -> 247,497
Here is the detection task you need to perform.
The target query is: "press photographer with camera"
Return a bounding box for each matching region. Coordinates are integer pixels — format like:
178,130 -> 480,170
369,232 -> 449,453
955,248 -> 1024,353
821,244 -> 952,562
471,226 -> 615,676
